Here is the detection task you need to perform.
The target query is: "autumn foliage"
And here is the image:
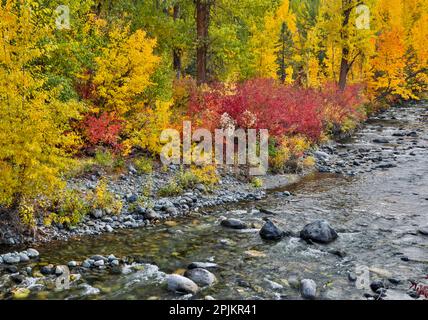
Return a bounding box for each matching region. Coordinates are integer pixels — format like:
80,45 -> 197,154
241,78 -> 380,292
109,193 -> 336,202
187,78 -> 366,142
0,0 -> 426,228
82,112 -> 123,150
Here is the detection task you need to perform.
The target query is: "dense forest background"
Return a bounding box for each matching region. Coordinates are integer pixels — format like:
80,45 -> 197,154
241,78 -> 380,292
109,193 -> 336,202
0,0 -> 427,228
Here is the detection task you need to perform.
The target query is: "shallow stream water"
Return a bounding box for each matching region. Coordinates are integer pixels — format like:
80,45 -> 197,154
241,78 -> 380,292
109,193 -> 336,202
1,104 -> 427,300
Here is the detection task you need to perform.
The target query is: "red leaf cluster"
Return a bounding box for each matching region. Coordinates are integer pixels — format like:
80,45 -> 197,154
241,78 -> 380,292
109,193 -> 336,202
187,78 -> 366,142
81,112 -> 123,150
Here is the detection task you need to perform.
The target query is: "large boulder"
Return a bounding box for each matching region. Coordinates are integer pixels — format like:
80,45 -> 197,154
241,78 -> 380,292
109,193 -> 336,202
184,268 -> 217,287
167,274 -> 199,295
259,220 -> 285,241
300,220 -> 338,244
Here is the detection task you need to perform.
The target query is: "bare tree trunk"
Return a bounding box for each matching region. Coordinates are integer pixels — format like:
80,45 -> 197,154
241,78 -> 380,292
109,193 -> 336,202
196,0 -> 211,85
173,4 -> 182,79
338,0 -> 352,91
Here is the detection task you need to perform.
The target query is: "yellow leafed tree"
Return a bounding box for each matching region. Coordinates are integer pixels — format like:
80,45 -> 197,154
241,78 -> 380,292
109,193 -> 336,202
93,27 -> 160,116
90,24 -> 173,155
370,0 -> 428,99
0,1 -> 82,218
250,0 -> 297,78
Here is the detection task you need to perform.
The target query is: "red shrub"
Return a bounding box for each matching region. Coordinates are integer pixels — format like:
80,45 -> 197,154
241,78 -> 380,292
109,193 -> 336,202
320,83 -> 367,126
186,79 -> 366,143
81,112 -> 123,150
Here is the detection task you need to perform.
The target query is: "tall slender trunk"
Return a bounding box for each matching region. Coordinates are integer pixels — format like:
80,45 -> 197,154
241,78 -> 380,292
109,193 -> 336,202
338,0 -> 352,91
196,0 -> 210,85
173,4 -> 182,79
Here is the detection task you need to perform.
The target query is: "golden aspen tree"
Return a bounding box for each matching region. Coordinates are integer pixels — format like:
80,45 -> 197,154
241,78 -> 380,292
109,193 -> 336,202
250,0 -> 297,79
370,0 -> 427,99
93,27 -> 160,116
0,1 -> 82,218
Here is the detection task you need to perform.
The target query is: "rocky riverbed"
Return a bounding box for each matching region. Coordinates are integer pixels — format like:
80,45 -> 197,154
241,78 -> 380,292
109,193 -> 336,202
0,102 -> 427,300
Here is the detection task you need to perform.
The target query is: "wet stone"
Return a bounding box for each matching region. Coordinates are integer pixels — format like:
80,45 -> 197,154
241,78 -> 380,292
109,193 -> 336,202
220,219 -> 247,230
167,274 -> 199,295
184,268 -> 217,287
259,220 -> 285,241
300,220 -> 338,244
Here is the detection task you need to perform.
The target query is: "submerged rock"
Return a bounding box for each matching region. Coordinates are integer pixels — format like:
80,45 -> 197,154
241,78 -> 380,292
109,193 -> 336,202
301,279 -> 317,299
300,220 -> 338,244
370,280 -> 386,293
220,218 -> 247,230
418,226 -> 428,236
167,274 -> 199,295
259,220 -> 285,241
184,268 -> 217,287
373,138 -> 389,144
188,262 -> 219,270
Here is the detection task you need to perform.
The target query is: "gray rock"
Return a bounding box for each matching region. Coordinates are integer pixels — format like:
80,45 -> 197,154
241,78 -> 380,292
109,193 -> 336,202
19,252 -> 30,263
40,264 -> 55,275
105,225 -> 114,233
373,138 -> 389,144
68,261 -> 77,268
314,151 -> 330,161
27,248 -> 39,258
167,274 -> 199,295
110,259 -> 120,267
107,254 -> 117,262
165,206 -> 178,215
128,164 -> 137,174
134,205 -> 146,215
91,209 -> 104,219
184,268 -> 217,287
265,279 -> 284,291
94,260 -> 104,267
0,256 -> 3,264
25,267 -> 32,275
188,262 -> 219,270
370,280 -> 385,293
259,220 -> 285,241
288,275 -> 300,289
348,272 -> 357,282
82,259 -> 94,268
90,255 -> 106,262
3,253 -> 20,264
144,209 -> 160,220
195,184 -> 206,193
300,220 -> 338,244
55,265 -> 65,275
220,218 -> 247,230
126,194 -> 138,203
301,279 -> 317,299
418,227 -> 428,236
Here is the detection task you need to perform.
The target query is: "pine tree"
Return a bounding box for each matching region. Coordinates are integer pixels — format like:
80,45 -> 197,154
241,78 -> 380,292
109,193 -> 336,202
275,22 -> 294,83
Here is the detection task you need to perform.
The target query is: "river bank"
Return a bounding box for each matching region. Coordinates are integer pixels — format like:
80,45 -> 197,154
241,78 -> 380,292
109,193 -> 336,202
0,102 -> 427,300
